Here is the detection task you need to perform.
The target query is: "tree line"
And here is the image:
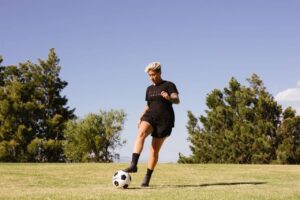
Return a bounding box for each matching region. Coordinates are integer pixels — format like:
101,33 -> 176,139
179,74 -> 300,164
1,50 -> 299,164
0,49 -> 125,162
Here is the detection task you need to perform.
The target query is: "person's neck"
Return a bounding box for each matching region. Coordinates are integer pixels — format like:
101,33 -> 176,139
154,79 -> 163,86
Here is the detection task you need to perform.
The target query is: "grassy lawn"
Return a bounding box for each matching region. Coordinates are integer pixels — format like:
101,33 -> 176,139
0,163 -> 299,200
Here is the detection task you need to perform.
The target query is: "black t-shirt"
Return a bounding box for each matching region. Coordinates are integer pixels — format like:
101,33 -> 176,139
145,80 -> 178,127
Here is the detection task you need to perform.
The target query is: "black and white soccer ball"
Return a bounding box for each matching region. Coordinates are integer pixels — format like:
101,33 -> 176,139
112,170 -> 131,189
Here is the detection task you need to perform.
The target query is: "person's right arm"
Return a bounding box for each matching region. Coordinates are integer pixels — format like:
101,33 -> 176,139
137,105 -> 149,128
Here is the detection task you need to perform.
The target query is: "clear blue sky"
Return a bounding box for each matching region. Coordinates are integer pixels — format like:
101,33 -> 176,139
1,0 -> 300,162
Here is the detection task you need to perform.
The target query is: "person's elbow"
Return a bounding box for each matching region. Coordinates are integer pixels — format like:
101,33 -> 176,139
171,93 -> 180,104
173,97 -> 180,104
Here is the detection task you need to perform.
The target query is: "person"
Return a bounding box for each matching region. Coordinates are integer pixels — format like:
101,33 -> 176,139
123,62 -> 180,187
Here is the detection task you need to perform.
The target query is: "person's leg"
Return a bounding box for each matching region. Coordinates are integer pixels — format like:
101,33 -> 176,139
148,137 -> 167,170
133,121 -> 153,154
123,121 -> 153,173
141,137 -> 167,187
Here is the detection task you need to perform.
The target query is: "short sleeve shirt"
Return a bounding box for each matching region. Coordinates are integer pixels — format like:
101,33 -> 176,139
145,80 -> 178,127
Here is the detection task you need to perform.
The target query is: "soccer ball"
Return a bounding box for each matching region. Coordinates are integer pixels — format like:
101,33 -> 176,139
112,170 -> 131,189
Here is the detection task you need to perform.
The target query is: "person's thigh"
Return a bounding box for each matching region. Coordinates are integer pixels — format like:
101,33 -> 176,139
138,120 -> 153,138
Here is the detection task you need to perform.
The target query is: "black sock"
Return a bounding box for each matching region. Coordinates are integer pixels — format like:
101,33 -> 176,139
146,168 -> 153,177
141,168 -> 153,187
124,153 -> 140,173
131,153 -> 140,166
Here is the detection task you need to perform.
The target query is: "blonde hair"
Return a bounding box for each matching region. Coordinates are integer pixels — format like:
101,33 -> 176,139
144,62 -> 161,73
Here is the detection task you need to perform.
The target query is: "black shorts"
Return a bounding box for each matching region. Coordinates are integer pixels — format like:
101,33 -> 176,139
141,112 -> 173,138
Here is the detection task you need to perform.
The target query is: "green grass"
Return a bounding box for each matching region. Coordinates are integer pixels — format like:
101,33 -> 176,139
0,163 -> 299,200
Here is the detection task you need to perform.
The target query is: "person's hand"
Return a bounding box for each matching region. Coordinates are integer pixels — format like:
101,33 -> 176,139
161,91 -> 171,101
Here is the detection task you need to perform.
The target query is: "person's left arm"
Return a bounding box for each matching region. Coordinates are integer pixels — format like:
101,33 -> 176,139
161,91 -> 180,104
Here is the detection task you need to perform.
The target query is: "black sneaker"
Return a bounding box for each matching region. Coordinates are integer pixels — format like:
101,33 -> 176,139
140,175 -> 151,187
123,165 -> 138,173
140,182 -> 149,187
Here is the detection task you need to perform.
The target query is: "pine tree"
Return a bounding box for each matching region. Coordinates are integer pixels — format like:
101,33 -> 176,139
179,74 -> 282,164
0,64 -> 32,161
0,49 -> 75,162
276,107 -> 300,164
26,49 -> 75,162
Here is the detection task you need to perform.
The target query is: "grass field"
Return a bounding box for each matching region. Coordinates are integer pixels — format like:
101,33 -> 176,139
0,163 -> 299,200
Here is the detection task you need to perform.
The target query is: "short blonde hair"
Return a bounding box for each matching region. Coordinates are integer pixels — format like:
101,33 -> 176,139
144,62 -> 161,73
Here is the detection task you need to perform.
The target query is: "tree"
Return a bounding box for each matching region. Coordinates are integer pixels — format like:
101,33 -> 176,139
0,49 -> 75,162
179,74 -> 283,164
0,64 -> 33,161
276,107 -> 300,164
63,110 -> 126,162
26,49 -> 75,162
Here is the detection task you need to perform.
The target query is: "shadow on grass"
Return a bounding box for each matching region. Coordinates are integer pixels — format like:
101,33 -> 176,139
128,181 -> 267,190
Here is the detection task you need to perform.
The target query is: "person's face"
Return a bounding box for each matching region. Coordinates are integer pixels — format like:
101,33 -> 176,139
148,70 -> 161,85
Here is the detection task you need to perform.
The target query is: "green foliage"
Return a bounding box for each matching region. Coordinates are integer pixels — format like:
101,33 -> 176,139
0,50 -> 127,163
27,138 -> 64,162
179,74 -> 300,164
0,49 -> 75,162
276,107 -> 300,164
63,109 -> 126,162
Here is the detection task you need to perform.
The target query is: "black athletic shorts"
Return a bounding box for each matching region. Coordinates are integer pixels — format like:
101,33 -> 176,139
141,112 -> 173,138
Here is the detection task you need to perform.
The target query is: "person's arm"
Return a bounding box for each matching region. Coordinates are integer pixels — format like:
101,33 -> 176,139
170,92 -> 180,104
137,105 -> 149,127
140,105 -> 149,119
161,91 -> 180,104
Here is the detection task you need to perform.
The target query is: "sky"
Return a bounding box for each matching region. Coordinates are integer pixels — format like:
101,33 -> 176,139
1,0 -> 300,163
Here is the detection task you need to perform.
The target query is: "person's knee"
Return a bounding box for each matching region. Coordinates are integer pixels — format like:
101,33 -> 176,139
137,130 -> 148,140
